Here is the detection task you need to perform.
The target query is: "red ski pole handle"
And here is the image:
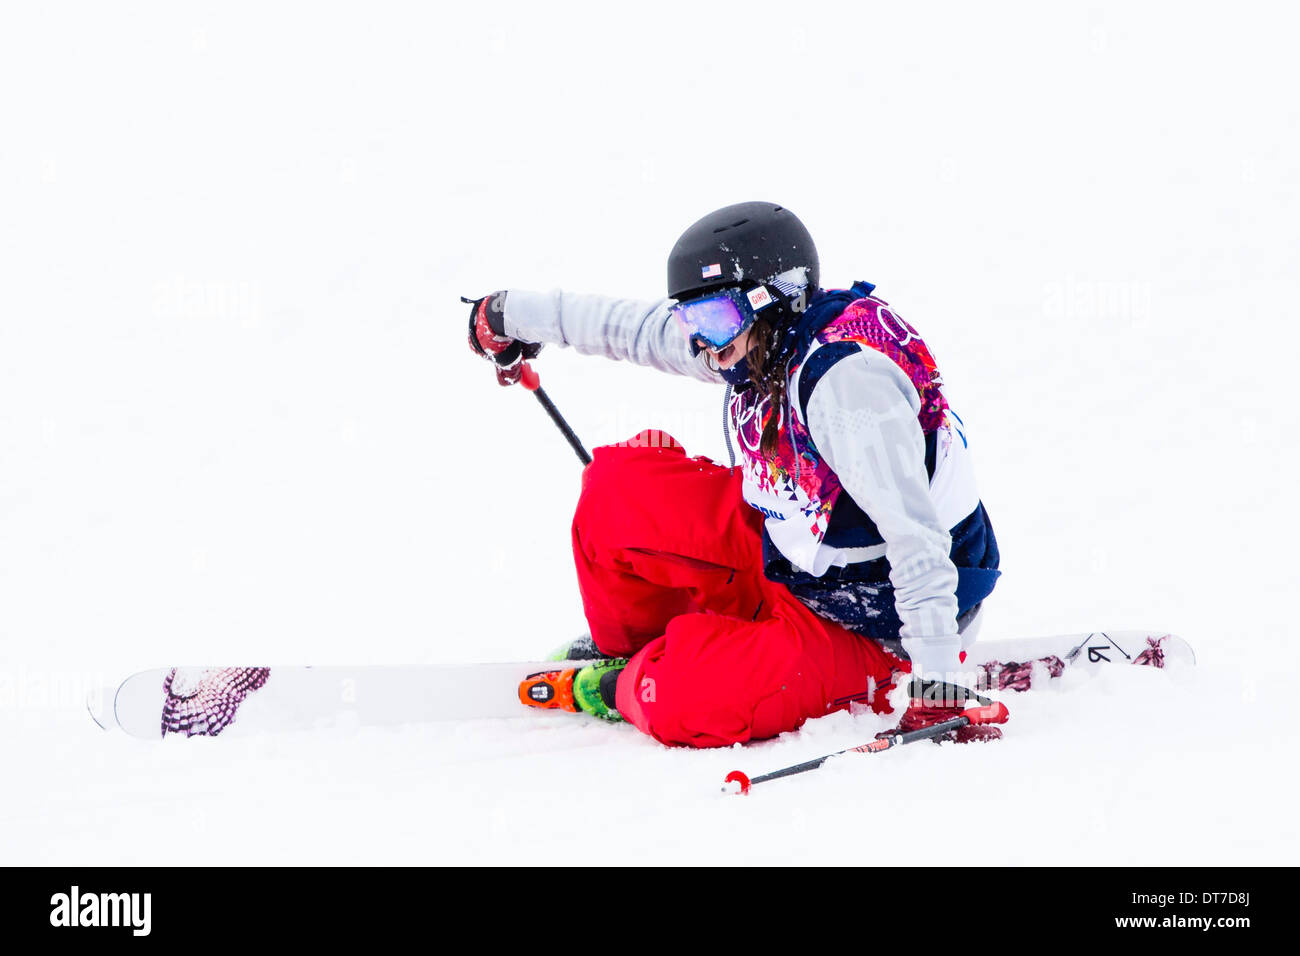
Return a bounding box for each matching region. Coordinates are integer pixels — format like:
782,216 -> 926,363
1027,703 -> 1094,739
962,700 -> 1010,725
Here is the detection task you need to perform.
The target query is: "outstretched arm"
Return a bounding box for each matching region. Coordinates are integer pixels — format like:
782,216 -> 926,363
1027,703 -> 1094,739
504,288 -> 722,385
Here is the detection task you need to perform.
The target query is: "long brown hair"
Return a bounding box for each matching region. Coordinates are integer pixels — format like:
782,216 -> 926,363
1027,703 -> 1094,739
700,315 -> 791,457
735,316 -> 789,457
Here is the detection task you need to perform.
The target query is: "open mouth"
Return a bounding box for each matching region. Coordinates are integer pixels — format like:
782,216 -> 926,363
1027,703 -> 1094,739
713,342 -> 736,364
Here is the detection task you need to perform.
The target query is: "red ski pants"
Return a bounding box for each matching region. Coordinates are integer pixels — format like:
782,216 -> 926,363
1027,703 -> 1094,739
571,431 -> 903,748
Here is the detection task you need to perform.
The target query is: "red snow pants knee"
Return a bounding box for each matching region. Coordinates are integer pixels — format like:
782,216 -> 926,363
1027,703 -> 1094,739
571,430 -> 902,749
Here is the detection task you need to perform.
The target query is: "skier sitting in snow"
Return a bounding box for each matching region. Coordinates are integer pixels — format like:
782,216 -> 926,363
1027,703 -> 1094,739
467,202 -> 1006,747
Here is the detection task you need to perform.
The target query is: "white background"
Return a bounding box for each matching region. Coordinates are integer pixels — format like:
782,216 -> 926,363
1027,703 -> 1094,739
1,1 -> 1296,864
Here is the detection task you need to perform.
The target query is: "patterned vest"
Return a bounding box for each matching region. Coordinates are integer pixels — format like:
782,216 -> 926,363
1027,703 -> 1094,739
730,290 -> 951,571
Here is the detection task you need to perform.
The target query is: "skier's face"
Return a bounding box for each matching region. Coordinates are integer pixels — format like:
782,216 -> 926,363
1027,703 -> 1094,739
700,325 -> 755,369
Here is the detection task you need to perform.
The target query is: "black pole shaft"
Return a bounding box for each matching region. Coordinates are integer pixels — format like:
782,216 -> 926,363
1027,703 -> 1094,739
532,384 -> 591,466
741,715 -> 972,788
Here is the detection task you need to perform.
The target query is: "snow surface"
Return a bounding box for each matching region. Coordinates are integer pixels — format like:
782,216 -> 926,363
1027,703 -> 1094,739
1,1 -> 1296,865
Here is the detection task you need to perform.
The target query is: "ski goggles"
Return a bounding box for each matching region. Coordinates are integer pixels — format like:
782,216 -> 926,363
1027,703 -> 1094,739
672,284 -> 778,355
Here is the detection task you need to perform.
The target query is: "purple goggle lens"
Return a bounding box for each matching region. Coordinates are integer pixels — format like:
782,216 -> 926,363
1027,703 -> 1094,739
672,286 -> 772,354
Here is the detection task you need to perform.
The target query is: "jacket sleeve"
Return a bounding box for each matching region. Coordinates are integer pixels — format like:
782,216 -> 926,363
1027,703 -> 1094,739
802,347 -> 964,679
503,288 -> 722,384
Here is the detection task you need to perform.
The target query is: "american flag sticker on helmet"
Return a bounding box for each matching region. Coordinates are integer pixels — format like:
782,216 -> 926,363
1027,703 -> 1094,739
701,263 -> 723,279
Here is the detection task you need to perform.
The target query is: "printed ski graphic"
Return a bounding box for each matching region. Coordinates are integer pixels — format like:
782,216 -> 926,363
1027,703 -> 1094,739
976,631 -> 1193,691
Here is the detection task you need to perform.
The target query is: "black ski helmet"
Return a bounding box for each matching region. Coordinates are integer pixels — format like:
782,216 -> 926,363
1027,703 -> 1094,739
666,202 -> 819,302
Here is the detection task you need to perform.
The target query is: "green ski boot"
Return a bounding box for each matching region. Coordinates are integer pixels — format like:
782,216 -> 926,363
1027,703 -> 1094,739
546,634 -> 612,662
571,659 -> 627,721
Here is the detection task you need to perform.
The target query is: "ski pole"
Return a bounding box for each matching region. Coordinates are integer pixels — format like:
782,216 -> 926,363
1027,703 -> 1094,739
722,701 -> 1009,794
518,362 -> 591,466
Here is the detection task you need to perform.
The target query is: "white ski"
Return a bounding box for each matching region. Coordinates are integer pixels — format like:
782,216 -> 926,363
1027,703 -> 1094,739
87,630 -> 1192,740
